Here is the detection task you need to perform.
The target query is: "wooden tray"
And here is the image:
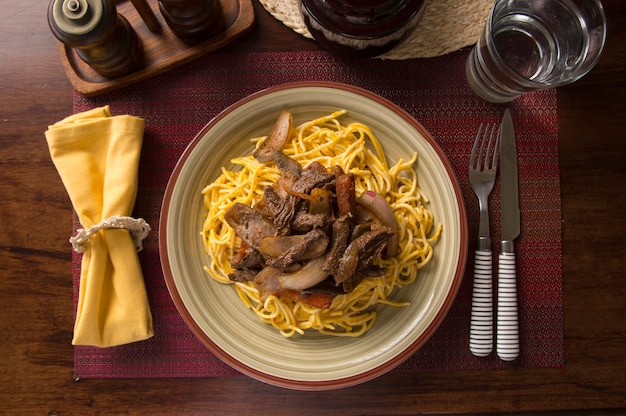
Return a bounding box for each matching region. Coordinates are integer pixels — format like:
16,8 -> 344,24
54,0 -> 255,96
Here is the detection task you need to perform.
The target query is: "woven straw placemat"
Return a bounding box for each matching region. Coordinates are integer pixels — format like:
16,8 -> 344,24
258,0 -> 494,59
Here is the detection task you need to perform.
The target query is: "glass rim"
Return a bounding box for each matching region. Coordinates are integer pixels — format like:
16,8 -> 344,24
484,0 -> 608,89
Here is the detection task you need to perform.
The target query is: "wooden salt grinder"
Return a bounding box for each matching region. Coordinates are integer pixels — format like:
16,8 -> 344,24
48,0 -> 144,78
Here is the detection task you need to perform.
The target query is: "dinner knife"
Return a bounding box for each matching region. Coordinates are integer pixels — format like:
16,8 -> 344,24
497,108 -> 520,361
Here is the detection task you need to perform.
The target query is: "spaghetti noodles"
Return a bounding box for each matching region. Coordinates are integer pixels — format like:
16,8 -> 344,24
201,110 -> 442,337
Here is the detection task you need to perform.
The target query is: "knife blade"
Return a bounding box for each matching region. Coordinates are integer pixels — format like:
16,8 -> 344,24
497,108 -> 520,361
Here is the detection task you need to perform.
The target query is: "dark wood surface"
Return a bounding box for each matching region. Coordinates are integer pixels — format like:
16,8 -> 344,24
1,1 -> 625,414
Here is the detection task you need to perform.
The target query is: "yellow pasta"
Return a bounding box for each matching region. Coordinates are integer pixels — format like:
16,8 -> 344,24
201,110 -> 442,337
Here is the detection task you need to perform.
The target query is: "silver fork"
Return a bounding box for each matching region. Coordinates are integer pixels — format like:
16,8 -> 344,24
468,123 -> 500,357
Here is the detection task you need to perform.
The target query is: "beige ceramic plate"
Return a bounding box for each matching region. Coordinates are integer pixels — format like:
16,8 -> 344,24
160,82 -> 467,390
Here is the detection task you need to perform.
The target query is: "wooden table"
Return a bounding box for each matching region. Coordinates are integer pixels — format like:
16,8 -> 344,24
1,1 -> 625,414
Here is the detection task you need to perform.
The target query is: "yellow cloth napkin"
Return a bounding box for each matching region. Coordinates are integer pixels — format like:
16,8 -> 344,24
45,105 -> 154,347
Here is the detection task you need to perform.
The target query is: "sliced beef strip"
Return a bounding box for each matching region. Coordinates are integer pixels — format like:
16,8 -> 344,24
268,229 -> 329,270
322,213 -> 352,274
341,265 -> 387,293
291,162 -> 334,194
272,151 -> 301,191
334,226 -> 393,285
290,211 -> 332,233
303,264 -> 388,295
230,243 -> 265,269
356,226 -> 394,268
263,185 -> 298,235
228,268 -> 257,283
224,202 -> 277,249
334,243 -> 360,285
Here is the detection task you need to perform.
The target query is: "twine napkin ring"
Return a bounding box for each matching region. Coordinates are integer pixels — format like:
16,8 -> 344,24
70,216 -> 151,253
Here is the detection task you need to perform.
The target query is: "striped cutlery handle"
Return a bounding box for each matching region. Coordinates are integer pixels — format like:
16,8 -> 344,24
469,249 -> 493,357
497,252 -> 519,361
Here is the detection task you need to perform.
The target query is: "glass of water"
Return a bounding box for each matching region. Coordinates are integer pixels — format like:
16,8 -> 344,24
466,0 -> 607,103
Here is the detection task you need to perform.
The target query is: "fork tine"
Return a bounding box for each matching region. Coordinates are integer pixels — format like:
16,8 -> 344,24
470,124 -> 500,172
484,124 -> 499,170
469,124 -> 484,169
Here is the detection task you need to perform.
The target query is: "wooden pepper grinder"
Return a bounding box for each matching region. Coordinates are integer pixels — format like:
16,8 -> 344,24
48,0 -> 143,78
158,0 -> 224,44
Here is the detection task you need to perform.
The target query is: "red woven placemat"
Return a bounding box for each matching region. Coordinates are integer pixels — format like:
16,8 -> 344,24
72,49 -> 563,379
